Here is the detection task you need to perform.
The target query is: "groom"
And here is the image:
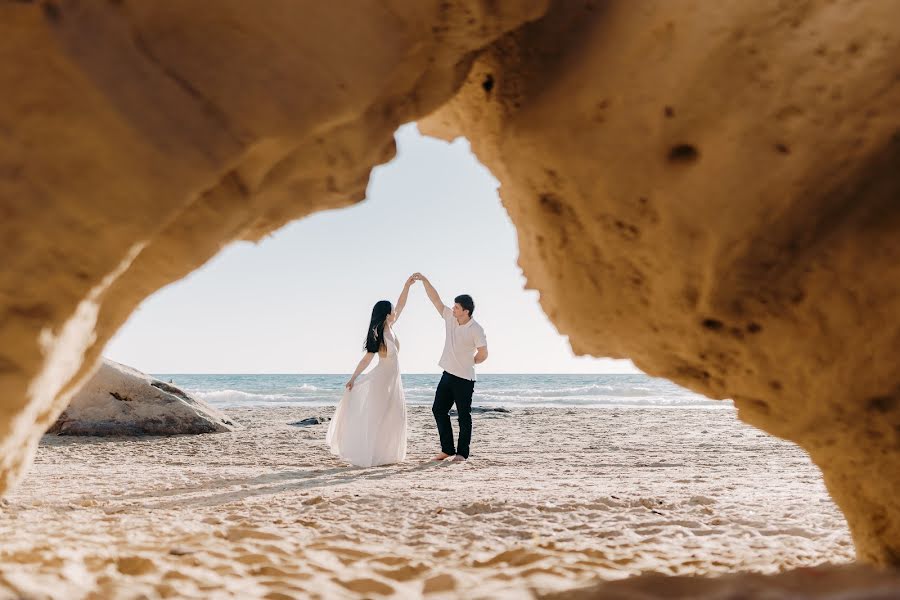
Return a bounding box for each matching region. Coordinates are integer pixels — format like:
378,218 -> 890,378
412,273 -> 488,462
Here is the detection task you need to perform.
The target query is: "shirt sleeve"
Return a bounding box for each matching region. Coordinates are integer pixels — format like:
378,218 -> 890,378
473,324 -> 487,348
442,306 -> 453,321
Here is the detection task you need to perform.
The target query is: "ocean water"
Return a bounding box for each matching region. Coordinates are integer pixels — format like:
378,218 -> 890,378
151,373 -> 732,409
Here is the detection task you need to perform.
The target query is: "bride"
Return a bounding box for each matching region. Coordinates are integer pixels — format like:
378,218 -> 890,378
326,276 -> 414,467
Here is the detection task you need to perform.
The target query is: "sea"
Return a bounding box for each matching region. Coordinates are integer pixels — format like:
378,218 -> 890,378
151,373 -> 732,410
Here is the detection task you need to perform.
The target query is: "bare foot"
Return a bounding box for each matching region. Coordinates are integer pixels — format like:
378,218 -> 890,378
432,452 -> 451,461
449,455 -> 467,462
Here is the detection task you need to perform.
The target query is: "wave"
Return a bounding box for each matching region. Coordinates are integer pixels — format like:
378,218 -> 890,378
178,377 -> 729,408
488,384 -> 658,398
403,384 -> 661,398
196,389 -> 310,406
472,394 -> 728,407
194,384 -> 321,399
193,388 -> 729,408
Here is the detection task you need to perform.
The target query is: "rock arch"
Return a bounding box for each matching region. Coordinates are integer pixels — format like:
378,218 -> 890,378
1,0 -> 898,565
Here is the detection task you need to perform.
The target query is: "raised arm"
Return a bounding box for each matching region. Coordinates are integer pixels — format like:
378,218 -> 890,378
393,275 -> 416,323
346,352 -> 375,390
413,273 -> 447,317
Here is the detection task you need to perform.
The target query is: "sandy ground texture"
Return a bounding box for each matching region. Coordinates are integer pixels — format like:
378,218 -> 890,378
2,405 -> 895,599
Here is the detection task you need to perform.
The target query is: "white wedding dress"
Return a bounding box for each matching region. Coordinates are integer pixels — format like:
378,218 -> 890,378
326,327 -> 407,467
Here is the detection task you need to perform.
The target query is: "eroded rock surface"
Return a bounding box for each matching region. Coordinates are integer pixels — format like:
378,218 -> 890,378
48,359 -> 237,436
1,0 -> 899,567
421,1 -> 900,565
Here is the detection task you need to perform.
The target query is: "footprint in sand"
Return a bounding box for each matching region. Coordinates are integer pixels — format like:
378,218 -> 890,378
235,552 -> 271,565
570,548 -> 607,562
309,544 -> 372,564
423,573 -> 457,594
336,577 -> 395,595
252,543 -> 291,556
259,580 -> 310,597
154,583 -> 184,598
519,565 -> 566,579
226,526 -> 284,542
375,562 -> 431,582
162,569 -> 192,582
250,565 -> 311,580
369,555 -> 407,567
475,548 -> 549,568
116,555 -> 157,575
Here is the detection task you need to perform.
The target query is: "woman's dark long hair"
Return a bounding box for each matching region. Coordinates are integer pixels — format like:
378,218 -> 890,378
364,300 -> 393,353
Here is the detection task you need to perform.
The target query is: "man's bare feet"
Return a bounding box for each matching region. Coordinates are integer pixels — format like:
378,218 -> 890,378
432,452 -> 451,461
449,455 -> 467,462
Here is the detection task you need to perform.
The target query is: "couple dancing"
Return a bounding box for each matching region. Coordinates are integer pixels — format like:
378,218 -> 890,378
326,273 -> 488,467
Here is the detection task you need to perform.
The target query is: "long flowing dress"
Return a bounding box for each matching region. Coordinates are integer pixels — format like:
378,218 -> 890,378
326,328 -> 407,467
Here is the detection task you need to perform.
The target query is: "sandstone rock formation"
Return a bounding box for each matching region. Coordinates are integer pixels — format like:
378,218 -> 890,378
48,359 -> 237,436
1,0 -> 899,566
418,1 -> 900,565
544,563 -> 900,599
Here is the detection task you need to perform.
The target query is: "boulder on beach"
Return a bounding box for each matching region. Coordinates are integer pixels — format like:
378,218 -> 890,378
48,359 -> 239,436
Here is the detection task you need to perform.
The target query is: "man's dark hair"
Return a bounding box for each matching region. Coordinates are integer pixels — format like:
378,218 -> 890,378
454,294 -> 475,317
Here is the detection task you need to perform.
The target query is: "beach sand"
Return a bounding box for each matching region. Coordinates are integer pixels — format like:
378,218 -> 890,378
1,405 -> 888,599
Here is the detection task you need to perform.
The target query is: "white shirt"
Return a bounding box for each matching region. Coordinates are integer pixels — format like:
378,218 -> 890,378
438,306 -> 487,381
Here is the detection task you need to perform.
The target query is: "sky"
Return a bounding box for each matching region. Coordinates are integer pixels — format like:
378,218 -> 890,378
104,124 -> 639,375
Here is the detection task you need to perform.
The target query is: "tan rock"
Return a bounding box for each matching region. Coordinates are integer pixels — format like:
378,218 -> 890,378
1,0 -> 899,566
48,359 -> 238,436
421,0 -> 900,564
544,563 -> 900,599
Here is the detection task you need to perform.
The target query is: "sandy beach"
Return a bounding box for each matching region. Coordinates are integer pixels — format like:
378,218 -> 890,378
0,406 -> 871,598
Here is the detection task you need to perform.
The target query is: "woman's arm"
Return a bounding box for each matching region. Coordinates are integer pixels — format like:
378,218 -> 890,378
346,352 -> 376,390
393,275 -> 416,323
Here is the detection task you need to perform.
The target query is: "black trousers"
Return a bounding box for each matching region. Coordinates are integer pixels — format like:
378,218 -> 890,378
432,371 -> 475,458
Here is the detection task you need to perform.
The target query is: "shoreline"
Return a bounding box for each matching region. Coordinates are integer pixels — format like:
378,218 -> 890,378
203,403 -> 736,410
